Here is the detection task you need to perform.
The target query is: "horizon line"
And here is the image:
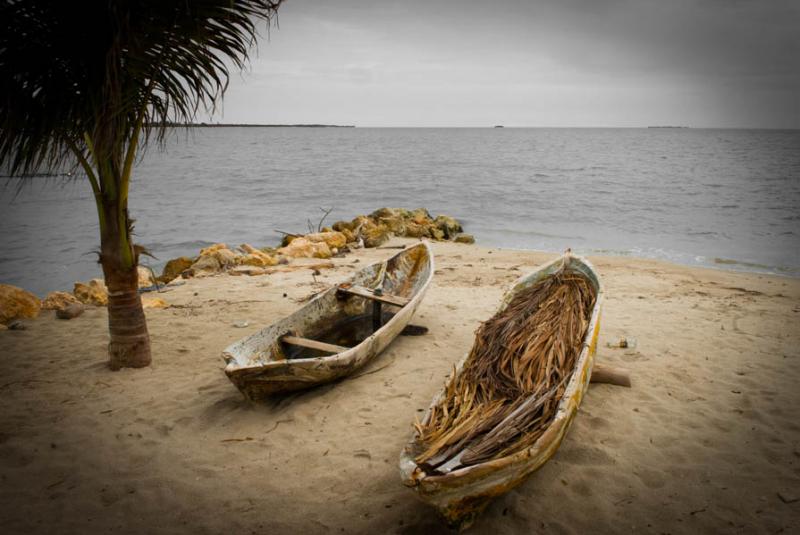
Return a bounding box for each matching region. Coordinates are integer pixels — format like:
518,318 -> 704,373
179,124 -> 800,130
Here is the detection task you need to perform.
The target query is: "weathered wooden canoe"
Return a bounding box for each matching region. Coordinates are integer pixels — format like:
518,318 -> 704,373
222,242 -> 434,400
399,253 -> 603,528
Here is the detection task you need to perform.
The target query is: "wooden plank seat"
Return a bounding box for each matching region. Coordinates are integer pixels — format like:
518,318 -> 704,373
336,284 -> 410,307
281,335 -> 349,354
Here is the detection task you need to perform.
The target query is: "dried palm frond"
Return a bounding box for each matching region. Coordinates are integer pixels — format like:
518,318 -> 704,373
415,265 -> 596,472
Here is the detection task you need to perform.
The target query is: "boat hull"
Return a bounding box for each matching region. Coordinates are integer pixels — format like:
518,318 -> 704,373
399,253 -> 603,528
223,242 -> 434,400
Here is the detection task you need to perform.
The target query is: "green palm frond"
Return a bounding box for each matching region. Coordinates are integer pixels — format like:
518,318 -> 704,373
0,0 -> 283,176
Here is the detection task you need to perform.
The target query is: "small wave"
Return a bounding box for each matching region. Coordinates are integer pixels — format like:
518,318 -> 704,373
712,257 -> 798,274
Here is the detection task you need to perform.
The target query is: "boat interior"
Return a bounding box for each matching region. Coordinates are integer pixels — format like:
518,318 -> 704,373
226,242 -> 432,366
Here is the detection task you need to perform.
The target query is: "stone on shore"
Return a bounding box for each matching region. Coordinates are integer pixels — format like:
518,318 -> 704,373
454,233 -> 476,244
137,266 -> 156,288
73,279 -> 108,306
212,247 -> 240,268
159,257 -> 195,284
304,231 -> 347,250
187,254 -> 222,277
229,265 -> 267,276
352,217 -> 390,248
277,237 -> 332,259
410,208 -> 433,224
0,284 -> 42,325
434,215 -> 463,239
142,296 -> 169,309
42,291 -> 80,311
199,243 -> 228,256
56,303 -> 85,320
404,222 -> 433,238
332,220 -> 355,232
239,244 -> 279,267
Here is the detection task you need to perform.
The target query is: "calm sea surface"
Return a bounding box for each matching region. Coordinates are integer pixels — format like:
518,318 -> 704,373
2,127 -> 799,296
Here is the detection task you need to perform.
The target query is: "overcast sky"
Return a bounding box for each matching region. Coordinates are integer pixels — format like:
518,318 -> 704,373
207,0 -> 800,128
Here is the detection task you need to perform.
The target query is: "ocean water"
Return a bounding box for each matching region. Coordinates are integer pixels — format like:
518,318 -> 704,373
2,127 -> 799,296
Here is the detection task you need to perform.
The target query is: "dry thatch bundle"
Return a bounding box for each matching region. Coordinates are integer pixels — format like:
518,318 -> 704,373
414,265 -> 597,473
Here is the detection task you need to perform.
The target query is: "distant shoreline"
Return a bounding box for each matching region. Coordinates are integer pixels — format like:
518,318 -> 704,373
150,123 -> 355,128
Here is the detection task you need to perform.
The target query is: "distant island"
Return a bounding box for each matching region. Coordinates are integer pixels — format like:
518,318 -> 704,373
647,126 -> 690,129
150,122 -> 355,128
494,125 -> 504,128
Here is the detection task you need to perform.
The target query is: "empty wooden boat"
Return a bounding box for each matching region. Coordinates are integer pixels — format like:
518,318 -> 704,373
222,242 -> 433,400
399,253 -> 603,529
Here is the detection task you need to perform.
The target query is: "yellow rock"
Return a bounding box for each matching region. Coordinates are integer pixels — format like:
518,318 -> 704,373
142,296 -> 169,309
137,266 -> 156,288
212,247 -> 240,268
73,279 -> 108,306
0,284 -> 42,324
199,243 -> 228,256
229,265 -> 267,276
240,244 -> 279,266
410,208 -> 433,225
379,216 -> 407,234
42,291 -> 80,311
332,220 -> 355,232
240,254 -> 274,267
340,228 -> 356,243
361,222 -> 390,248
305,231 -> 347,250
434,215 -> 463,239
277,237 -> 332,259
404,222 -> 433,238
158,257 -> 194,283
349,215 -> 372,230
454,233 -> 475,244
188,255 -> 221,277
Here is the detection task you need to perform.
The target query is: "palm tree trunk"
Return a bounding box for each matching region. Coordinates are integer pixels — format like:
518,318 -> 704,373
99,202 -> 151,370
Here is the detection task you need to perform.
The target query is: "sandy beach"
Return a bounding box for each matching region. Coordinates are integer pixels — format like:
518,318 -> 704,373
1,238 -> 798,534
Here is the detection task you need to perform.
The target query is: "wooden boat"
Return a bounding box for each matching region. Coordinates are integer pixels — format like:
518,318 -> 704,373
222,242 -> 434,400
399,253 -> 603,528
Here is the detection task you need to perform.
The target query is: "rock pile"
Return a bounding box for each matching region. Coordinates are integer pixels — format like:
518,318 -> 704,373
0,208 -> 473,324
151,208 -> 472,283
330,207 -> 473,248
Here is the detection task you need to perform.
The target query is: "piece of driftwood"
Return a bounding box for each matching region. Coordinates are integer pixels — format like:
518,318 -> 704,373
281,335 -> 349,354
590,364 -> 631,387
223,242 -> 434,400
400,253 -> 604,529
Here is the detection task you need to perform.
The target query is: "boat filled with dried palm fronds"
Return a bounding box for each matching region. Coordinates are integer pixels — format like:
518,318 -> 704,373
399,252 -> 603,528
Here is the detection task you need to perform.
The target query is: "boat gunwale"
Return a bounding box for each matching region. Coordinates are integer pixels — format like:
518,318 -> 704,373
222,241 -> 435,373
400,252 -> 604,488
